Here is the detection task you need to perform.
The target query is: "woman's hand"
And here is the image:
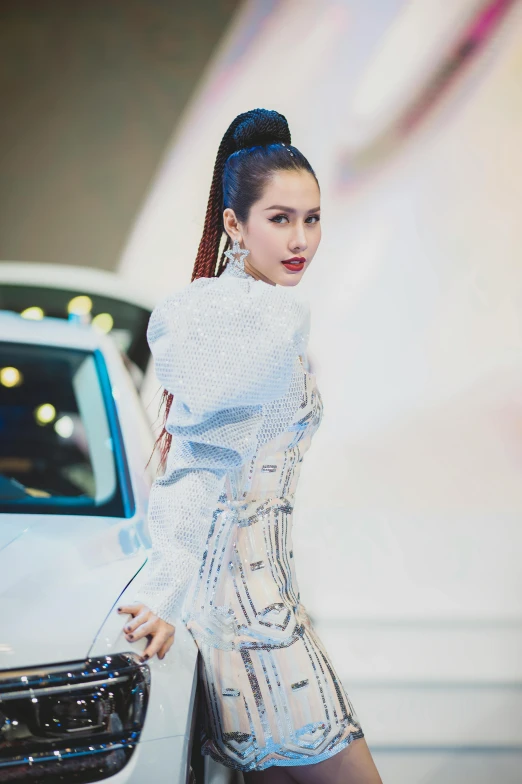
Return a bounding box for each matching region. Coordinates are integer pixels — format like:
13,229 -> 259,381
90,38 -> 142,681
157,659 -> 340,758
117,604 -> 175,662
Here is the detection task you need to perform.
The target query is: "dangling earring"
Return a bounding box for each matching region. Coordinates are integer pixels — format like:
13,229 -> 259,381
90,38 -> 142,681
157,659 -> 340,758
224,237 -> 250,273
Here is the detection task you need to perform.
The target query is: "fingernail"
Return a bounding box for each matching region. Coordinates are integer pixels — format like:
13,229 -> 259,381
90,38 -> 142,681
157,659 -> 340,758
127,634 -> 134,640
140,654 -> 149,662
117,607 -> 122,612
124,627 -> 131,633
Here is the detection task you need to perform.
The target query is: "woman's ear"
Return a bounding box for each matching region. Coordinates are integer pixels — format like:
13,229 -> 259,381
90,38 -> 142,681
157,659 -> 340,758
223,208 -> 241,242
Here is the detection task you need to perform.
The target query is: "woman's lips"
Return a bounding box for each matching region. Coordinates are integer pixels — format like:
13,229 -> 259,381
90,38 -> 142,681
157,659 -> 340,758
281,258 -> 305,272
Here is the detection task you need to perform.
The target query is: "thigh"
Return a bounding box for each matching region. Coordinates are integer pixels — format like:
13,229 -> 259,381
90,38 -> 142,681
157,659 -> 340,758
244,767 -> 295,784
279,737 -> 382,784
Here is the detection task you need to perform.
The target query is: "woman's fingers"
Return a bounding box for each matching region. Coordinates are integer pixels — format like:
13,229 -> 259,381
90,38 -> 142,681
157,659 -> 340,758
118,604 -> 152,637
140,635 -> 164,662
141,627 -> 175,662
123,611 -> 150,635
117,603 -> 145,618
118,603 -> 175,662
157,633 -> 175,660
125,618 -> 155,641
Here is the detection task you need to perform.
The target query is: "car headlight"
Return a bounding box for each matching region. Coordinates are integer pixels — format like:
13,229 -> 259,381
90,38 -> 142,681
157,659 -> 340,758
0,653 -> 149,782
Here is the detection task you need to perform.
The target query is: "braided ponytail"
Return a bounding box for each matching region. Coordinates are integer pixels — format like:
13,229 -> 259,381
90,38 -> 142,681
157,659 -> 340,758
150,108 -> 318,471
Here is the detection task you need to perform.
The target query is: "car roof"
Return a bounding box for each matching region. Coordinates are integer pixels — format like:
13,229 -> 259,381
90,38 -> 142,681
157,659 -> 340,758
0,262 -> 156,311
0,310 -> 105,352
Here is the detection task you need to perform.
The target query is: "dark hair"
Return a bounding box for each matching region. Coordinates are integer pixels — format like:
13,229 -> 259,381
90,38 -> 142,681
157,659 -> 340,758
151,108 -> 319,471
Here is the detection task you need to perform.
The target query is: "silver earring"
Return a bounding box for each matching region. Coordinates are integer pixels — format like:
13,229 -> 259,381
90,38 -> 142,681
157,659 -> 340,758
224,238 -> 250,272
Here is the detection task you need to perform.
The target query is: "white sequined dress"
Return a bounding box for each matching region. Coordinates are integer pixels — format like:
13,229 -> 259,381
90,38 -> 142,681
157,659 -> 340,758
137,260 -> 364,771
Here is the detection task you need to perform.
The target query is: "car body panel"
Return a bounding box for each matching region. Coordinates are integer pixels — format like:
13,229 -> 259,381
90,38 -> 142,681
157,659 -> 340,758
0,513 -> 148,669
93,735 -> 191,784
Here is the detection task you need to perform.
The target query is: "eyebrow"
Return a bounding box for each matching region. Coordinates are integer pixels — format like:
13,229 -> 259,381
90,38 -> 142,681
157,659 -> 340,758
263,205 -> 321,213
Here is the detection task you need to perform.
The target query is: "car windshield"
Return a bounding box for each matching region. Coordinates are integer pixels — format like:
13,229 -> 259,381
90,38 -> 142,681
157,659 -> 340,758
0,341 -> 125,516
0,284 -> 151,376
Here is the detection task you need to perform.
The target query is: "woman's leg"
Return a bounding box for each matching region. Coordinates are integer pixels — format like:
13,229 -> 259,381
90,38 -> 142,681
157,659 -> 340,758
292,737 -> 382,784
243,737 -> 382,784
244,767 -> 295,783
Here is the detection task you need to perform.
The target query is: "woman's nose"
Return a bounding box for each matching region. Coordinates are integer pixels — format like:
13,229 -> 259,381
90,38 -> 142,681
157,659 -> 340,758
290,225 -> 307,251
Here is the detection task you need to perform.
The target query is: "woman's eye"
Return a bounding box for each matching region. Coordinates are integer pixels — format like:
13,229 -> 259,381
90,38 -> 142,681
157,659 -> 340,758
269,214 -> 321,224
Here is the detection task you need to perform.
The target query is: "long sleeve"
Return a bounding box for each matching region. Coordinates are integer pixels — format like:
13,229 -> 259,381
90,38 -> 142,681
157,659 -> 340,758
134,274 -> 310,623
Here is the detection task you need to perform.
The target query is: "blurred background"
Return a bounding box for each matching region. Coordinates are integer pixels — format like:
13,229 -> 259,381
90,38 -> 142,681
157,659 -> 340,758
1,1 -> 522,782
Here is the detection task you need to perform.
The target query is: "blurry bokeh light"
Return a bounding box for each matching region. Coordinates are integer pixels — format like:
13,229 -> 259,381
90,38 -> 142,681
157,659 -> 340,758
67,295 -> 93,316
54,415 -> 74,438
21,306 -> 45,320
92,312 -> 114,334
35,403 -> 56,425
0,367 -> 23,388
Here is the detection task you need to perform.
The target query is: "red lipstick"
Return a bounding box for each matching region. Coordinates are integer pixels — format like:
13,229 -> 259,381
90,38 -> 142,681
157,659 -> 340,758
281,256 -> 305,272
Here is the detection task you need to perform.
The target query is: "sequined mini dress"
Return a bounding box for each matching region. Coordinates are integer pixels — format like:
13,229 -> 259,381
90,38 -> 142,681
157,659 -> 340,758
136,260 -> 364,772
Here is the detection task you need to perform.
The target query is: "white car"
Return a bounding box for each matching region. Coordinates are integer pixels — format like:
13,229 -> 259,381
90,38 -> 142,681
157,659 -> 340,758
0,311 -> 204,783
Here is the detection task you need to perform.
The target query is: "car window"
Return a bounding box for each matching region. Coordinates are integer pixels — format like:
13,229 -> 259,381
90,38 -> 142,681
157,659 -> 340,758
0,341 -> 125,516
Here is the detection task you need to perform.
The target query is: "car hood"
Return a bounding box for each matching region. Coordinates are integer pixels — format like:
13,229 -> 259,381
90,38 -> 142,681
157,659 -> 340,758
0,514 -> 148,670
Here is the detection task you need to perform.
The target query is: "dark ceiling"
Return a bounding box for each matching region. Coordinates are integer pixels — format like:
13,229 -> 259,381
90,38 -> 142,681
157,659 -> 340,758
0,0 -> 241,271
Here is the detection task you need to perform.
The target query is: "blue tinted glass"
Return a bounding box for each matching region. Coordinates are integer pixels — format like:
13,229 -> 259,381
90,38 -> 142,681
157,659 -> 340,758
0,342 -> 124,516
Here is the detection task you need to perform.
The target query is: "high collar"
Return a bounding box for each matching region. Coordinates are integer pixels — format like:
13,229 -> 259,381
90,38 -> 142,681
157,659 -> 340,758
221,259 -> 277,288
221,259 -> 256,282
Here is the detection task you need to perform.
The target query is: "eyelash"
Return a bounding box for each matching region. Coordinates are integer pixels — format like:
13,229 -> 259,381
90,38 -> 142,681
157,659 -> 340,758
269,214 -> 320,224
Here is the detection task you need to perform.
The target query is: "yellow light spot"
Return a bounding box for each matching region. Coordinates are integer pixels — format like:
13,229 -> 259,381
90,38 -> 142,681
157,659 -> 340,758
35,403 -> 56,425
0,367 -> 22,388
92,312 -> 114,334
67,295 -> 93,316
21,306 -> 45,320
25,487 -> 52,498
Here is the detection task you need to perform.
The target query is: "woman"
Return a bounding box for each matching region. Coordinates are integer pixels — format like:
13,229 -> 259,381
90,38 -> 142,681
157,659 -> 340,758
118,109 -> 383,783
